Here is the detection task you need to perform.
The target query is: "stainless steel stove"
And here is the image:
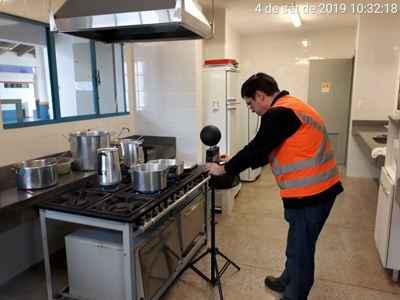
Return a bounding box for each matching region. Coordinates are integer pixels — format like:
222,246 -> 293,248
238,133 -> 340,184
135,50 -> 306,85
37,165 -> 210,300
38,166 -> 208,225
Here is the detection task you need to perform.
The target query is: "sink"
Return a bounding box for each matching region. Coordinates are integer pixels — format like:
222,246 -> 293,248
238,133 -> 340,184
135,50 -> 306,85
373,134 -> 387,144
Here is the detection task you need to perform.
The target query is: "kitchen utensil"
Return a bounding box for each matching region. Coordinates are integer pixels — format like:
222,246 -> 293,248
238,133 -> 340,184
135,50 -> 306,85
69,130 -> 110,171
148,159 -> 184,176
184,162 -> 197,171
15,158 -> 58,190
129,163 -> 169,193
120,139 -> 145,167
56,157 -> 73,175
97,147 -> 122,186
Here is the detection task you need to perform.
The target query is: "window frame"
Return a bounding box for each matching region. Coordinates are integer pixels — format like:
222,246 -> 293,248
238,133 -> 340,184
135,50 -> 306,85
1,13 -> 129,130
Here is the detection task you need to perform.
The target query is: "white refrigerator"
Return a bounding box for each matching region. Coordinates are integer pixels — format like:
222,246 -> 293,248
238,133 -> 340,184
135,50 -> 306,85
203,66 -> 261,181
203,66 -> 241,156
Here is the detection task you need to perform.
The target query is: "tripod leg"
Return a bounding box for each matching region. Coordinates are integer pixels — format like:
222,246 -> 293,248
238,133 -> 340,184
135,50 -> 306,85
213,254 -> 224,300
216,249 -> 241,271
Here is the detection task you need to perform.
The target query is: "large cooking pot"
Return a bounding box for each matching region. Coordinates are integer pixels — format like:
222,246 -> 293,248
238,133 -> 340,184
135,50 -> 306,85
129,163 -> 169,193
119,139 -> 145,167
148,159 -> 184,177
69,130 -> 110,171
15,158 -> 58,190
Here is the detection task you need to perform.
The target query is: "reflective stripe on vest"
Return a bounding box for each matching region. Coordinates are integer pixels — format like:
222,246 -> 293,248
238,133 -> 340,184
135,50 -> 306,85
270,112 -> 337,188
270,112 -> 330,174
277,166 -> 339,189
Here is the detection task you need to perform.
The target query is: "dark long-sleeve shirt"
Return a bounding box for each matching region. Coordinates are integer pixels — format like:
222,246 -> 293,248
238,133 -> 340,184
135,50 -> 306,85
224,91 -> 343,208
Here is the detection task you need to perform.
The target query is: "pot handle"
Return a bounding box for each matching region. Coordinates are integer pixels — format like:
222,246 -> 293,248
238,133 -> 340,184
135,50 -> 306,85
97,152 -> 107,175
10,164 -> 21,174
62,134 -> 70,142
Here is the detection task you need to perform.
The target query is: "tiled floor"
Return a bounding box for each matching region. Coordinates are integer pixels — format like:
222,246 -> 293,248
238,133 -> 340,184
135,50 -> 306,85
1,167 -> 400,299
164,167 -> 400,299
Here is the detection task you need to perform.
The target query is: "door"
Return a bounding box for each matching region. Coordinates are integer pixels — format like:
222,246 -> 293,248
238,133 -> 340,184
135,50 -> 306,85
308,59 -> 353,165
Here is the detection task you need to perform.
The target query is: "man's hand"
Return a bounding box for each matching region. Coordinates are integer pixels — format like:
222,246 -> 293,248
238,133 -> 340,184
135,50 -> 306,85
219,154 -> 230,162
206,163 -> 226,176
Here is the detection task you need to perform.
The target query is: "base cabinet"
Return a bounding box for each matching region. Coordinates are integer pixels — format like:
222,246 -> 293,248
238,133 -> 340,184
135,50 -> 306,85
374,167 -> 400,280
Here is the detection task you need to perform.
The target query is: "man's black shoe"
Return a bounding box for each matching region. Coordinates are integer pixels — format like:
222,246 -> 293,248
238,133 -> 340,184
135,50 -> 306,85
264,276 -> 286,293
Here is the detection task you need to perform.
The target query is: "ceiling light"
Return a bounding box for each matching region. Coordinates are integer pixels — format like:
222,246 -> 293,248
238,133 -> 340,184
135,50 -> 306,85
288,8 -> 302,28
301,40 -> 308,47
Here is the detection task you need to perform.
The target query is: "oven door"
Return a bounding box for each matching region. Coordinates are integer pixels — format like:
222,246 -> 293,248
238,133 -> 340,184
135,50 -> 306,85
138,216 -> 181,300
179,191 -> 206,256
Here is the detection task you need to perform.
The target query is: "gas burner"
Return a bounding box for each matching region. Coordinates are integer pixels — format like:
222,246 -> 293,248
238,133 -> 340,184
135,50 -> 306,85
88,193 -> 148,217
50,189 -> 110,208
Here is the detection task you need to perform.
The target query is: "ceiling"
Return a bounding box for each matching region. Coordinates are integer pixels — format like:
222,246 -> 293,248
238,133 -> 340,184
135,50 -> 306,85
199,0 -> 358,35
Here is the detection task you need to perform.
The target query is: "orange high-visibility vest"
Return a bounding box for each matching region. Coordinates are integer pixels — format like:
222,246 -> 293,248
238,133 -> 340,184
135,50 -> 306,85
269,95 -> 340,198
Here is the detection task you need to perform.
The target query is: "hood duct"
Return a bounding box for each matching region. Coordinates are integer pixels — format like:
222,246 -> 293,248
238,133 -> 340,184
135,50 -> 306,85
54,0 -> 212,43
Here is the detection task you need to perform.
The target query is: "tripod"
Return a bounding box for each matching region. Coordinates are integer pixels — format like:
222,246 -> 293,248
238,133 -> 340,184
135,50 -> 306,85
189,180 -> 240,299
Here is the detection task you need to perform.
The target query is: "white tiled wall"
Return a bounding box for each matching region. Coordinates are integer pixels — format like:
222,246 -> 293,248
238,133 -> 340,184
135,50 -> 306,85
239,27 -> 356,102
346,15 -> 400,178
131,41 -> 203,163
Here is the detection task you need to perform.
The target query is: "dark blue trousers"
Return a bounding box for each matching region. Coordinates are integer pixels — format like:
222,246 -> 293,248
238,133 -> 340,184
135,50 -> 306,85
279,196 -> 336,300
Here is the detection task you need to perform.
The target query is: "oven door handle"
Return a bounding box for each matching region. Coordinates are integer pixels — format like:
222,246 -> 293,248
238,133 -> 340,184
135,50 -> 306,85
139,177 -> 210,232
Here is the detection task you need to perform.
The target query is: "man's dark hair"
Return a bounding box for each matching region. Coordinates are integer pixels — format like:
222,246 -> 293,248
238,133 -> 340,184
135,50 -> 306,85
241,73 -> 279,99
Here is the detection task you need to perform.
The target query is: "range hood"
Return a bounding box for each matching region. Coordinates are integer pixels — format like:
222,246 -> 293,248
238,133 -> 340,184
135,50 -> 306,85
54,0 -> 212,43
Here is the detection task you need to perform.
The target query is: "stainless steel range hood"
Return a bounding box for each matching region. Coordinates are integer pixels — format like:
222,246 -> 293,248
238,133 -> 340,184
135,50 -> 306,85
54,0 -> 212,43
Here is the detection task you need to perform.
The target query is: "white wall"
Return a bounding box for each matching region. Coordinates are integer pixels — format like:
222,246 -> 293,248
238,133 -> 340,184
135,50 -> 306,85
131,41 -> 203,163
240,27 -> 356,102
347,15 -> 400,178
203,7 -> 226,60
225,12 -> 240,61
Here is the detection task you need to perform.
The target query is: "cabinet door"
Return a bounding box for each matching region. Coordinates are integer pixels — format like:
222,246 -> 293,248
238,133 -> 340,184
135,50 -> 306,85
374,169 -> 394,267
387,197 -> 400,269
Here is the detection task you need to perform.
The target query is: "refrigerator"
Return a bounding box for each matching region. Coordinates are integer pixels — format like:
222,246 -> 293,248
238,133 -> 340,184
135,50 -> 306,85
203,65 -> 241,157
203,66 -> 261,182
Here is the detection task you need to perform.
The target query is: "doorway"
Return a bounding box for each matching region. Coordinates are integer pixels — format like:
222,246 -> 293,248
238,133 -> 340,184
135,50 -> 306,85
307,59 -> 353,165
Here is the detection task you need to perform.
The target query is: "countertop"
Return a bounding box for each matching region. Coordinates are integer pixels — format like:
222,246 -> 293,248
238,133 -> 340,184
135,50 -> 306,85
0,170 -> 95,210
355,131 -> 386,155
352,120 -> 387,167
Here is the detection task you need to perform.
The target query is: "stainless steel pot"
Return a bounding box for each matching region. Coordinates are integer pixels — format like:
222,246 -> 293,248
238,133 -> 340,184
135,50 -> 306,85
15,158 -> 58,190
69,130 -> 110,171
119,139 -> 145,167
129,163 -> 169,193
148,159 -> 184,176
97,147 -> 122,186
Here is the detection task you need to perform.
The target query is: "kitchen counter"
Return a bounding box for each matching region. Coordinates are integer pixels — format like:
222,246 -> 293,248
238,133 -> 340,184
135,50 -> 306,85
0,170 -> 95,210
352,120 -> 387,168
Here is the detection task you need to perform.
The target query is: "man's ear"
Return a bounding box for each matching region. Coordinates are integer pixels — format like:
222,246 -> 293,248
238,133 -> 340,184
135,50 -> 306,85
254,90 -> 263,100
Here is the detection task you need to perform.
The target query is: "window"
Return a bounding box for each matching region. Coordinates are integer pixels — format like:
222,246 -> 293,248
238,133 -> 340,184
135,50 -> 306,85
54,34 -> 96,117
0,14 -> 54,125
134,60 -> 145,111
0,13 -> 129,129
53,34 -> 128,119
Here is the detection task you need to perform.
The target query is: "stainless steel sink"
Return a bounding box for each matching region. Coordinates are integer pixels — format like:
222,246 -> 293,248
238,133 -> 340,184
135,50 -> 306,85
373,134 -> 387,144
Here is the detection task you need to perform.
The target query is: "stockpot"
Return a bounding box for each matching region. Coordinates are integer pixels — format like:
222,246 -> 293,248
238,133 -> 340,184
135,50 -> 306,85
148,159 -> 184,176
69,130 -> 110,171
15,158 -> 58,190
129,163 -> 169,193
